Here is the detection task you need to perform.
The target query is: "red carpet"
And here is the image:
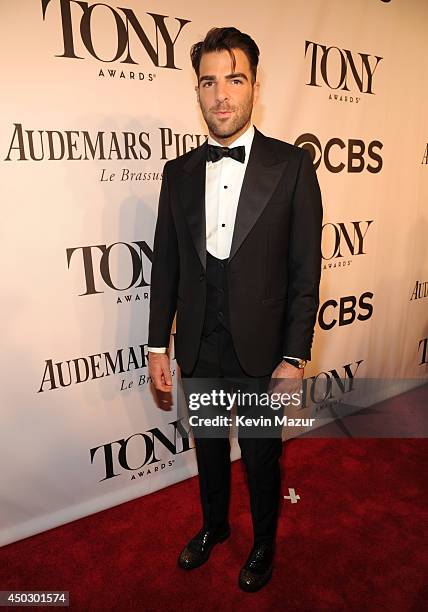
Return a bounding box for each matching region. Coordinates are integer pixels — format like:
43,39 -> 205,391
0,435 -> 427,611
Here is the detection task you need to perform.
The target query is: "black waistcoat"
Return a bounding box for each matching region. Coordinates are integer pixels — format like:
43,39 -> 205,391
202,250 -> 231,335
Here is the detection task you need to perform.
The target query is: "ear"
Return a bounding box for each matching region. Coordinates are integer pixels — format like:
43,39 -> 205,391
253,80 -> 260,106
195,85 -> 200,106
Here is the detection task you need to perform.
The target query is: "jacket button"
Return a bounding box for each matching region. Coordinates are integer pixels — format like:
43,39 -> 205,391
199,274 -> 205,281
218,311 -> 224,318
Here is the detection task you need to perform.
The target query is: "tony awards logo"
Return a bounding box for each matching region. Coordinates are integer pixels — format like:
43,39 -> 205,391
305,41 -> 383,103
41,0 -> 191,80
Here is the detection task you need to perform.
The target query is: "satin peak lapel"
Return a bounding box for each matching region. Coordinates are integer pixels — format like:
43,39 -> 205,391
180,142 -> 208,270
178,130 -> 288,270
229,128 -> 288,262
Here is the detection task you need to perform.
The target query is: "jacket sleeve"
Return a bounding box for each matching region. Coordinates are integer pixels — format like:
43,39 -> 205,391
282,148 -> 323,361
148,161 -> 179,349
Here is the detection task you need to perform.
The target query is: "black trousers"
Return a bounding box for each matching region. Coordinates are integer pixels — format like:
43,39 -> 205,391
180,325 -> 283,545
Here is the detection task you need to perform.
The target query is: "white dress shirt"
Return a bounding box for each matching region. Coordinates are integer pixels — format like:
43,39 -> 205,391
205,124 -> 255,259
148,124 -> 303,364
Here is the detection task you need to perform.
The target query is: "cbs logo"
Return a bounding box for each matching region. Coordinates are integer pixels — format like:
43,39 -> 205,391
318,292 -> 373,330
295,133 -> 382,173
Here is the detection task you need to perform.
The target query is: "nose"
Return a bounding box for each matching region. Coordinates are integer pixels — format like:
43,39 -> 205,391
215,81 -> 229,104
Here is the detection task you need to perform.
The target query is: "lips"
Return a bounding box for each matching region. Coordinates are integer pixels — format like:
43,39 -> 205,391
213,110 -> 233,117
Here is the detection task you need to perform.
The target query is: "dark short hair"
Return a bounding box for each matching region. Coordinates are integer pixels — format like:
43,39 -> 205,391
191,27 -> 260,83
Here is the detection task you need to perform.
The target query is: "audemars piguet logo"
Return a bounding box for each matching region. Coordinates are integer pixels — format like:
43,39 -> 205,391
410,280 -> 428,301
305,40 -> 383,102
41,0 -> 191,78
38,343 -> 150,392
3,124 -> 207,164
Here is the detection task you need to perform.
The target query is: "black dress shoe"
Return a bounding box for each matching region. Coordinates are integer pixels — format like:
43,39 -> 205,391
238,541 -> 275,592
178,525 -> 231,570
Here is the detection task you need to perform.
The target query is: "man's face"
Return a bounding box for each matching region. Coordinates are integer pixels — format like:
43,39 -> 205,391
195,48 -> 259,144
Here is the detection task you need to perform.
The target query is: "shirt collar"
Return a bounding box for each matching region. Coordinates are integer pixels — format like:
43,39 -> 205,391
207,123 -> 255,158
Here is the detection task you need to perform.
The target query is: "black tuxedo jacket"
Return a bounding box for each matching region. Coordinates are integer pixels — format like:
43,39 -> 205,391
148,127 -> 323,377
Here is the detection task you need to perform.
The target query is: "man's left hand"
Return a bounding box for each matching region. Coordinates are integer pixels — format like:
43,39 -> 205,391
269,360 -> 304,403
271,360 -> 304,380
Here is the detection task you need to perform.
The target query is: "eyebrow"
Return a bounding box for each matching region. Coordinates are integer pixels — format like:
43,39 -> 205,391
199,72 -> 249,83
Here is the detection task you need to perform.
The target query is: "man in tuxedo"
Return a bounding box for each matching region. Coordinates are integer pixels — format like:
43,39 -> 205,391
147,27 -> 322,592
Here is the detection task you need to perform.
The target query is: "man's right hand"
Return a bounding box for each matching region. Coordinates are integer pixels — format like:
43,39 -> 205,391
148,352 -> 173,392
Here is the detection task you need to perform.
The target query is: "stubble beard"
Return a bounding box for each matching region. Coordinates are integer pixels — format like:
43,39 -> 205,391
202,97 -> 254,142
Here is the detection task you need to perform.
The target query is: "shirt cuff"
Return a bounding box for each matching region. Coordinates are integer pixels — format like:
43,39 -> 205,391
282,355 -> 303,361
148,347 -> 167,353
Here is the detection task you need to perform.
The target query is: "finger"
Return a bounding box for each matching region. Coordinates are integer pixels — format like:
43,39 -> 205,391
150,366 -> 168,392
162,366 -> 172,386
156,379 -> 171,392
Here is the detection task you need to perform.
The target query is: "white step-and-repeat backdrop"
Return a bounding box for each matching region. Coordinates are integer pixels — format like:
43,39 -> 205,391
1,0 -> 427,546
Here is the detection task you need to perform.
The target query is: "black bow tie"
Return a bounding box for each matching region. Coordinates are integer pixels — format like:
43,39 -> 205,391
207,144 -> 246,163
